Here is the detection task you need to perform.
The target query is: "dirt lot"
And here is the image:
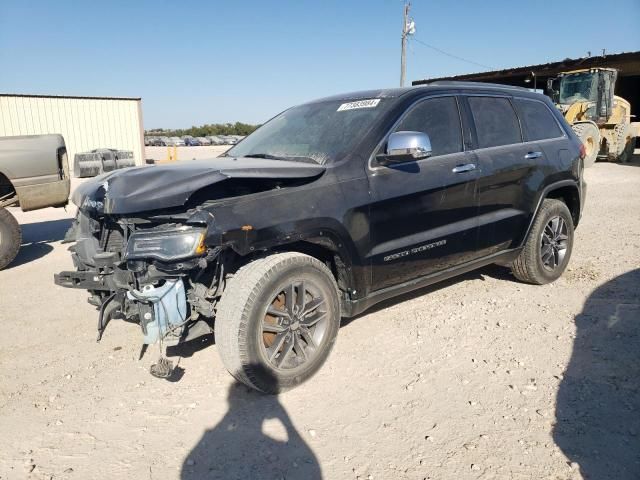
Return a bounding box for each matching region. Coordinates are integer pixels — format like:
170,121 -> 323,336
1,158 -> 639,480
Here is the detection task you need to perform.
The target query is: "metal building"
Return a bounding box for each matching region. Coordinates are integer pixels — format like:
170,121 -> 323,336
0,93 -> 144,175
413,51 -> 640,116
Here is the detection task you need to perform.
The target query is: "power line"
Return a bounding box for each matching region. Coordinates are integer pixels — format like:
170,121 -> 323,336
411,37 -> 493,71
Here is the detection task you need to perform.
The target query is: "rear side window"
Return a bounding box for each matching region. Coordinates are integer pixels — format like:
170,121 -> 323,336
468,97 -> 521,148
394,96 -> 462,156
514,98 -> 564,141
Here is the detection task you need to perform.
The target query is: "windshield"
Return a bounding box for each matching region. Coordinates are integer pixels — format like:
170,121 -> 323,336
227,98 -> 389,164
559,72 -> 597,104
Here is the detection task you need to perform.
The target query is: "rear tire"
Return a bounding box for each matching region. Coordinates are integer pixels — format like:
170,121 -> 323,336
510,199 -> 574,285
572,122 -> 600,168
215,252 -> 341,394
0,207 -> 21,270
615,123 -> 634,163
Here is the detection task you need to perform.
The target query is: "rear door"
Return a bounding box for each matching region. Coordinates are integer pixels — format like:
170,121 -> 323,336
464,95 -> 542,256
367,95 -> 480,291
513,96 -> 571,237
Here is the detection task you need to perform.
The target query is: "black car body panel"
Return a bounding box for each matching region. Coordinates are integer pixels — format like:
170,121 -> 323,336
72,158 -> 326,215
55,82 -> 585,345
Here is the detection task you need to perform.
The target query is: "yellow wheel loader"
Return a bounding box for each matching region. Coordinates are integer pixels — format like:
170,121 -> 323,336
547,68 -> 638,167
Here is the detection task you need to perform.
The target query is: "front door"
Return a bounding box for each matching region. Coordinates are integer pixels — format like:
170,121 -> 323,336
367,95 -> 480,291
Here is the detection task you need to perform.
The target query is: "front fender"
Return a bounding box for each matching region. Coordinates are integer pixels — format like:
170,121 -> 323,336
204,215 -> 368,301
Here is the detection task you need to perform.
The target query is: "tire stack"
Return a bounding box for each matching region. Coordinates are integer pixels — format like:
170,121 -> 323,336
74,148 -> 136,178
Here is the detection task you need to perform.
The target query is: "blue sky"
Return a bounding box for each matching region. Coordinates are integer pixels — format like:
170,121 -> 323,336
1,0 -> 638,129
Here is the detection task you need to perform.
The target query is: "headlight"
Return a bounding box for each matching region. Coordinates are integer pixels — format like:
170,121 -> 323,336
125,227 -> 206,261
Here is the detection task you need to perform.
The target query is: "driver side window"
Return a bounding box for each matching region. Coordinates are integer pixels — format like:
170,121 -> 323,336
394,96 -> 463,157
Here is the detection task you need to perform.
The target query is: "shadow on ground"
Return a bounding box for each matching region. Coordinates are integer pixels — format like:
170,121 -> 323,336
182,367 -> 321,480
8,218 -> 72,268
598,151 -> 640,167
554,269 -> 640,479
167,333 -> 215,358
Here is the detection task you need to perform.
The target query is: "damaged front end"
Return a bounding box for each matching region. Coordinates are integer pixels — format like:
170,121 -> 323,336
55,208 -> 224,353
54,157 -> 325,376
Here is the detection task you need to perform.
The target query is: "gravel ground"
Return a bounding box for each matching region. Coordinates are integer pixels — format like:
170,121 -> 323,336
0,159 -> 639,480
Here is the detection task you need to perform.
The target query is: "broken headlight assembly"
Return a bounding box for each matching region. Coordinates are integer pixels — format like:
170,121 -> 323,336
124,226 -> 206,262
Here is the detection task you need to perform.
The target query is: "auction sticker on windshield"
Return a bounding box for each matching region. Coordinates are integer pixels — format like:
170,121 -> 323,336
337,99 -> 381,111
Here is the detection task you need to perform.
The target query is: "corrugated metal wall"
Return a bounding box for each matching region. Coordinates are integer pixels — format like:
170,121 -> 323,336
0,95 -> 144,175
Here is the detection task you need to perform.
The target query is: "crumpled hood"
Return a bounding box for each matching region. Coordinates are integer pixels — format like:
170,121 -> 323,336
72,157 -> 326,215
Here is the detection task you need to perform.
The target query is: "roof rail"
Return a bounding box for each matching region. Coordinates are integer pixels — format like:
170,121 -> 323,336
426,80 -> 532,91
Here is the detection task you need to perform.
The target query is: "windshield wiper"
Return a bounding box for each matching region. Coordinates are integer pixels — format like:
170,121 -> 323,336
243,153 -> 318,164
243,153 -> 288,160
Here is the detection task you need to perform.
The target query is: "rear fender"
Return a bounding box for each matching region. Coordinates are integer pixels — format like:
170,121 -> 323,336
520,180 -> 582,247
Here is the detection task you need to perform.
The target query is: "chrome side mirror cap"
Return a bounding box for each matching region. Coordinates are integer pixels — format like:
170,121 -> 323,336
381,131 -> 432,164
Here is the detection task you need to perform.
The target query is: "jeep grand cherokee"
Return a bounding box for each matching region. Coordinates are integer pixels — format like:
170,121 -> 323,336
55,83 -> 586,393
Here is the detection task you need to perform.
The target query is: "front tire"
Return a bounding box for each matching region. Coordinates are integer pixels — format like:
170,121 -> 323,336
0,207 -> 21,270
215,252 -> 341,394
510,199 -> 574,285
572,122 -> 600,168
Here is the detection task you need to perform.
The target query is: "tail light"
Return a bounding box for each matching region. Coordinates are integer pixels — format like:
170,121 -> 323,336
579,143 -> 586,160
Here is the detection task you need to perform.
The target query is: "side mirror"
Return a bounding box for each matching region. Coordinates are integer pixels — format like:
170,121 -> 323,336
378,131 -> 432,164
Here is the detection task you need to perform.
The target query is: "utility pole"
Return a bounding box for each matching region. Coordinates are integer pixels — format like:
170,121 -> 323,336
400,2 -> 410,87
400,2 -> 415,87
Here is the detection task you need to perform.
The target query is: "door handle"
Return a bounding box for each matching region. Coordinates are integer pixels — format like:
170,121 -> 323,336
452,163 -> 476,173
524,151 -> 543,160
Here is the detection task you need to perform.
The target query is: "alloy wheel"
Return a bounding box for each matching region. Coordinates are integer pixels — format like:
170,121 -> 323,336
540,216 -> 568,270
261,280 -> 329,370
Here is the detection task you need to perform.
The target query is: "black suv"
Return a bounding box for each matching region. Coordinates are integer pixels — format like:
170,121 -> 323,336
55,83 -> 586,393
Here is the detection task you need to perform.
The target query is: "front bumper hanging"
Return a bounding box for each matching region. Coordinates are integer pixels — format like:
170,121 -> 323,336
54,270 -> 111,290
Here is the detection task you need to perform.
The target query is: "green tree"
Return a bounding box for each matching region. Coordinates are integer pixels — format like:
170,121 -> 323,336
145,122 -> 260,138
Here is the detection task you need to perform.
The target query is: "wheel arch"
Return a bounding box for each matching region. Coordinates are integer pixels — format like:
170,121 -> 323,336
546,185 -> 581,227
521,180 -> 582,248
218,218 -> 366,301
269,235 -> 358,298
0,171 -> 17,197
221,231 -> 362,317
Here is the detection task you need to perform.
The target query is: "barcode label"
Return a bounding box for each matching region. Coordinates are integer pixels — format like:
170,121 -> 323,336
337,99 -> 381,111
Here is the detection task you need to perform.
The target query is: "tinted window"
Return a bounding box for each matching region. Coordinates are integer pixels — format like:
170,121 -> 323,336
515,98 -> 563,141
394,96 -> 462,156
468,97 -> 521,148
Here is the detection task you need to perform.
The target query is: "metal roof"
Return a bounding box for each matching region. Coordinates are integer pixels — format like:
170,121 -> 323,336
413,50 -> 640,85
0,93 -> 141,101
